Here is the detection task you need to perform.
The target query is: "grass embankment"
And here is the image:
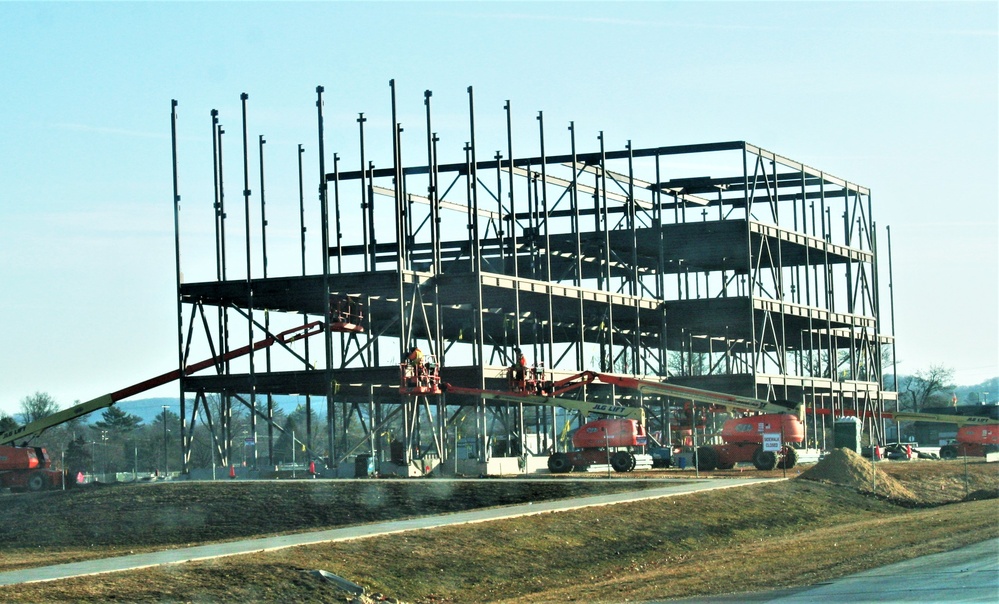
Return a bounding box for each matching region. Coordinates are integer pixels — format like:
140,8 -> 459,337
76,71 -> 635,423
0,478 -> 672,573
1,460 -> 997,603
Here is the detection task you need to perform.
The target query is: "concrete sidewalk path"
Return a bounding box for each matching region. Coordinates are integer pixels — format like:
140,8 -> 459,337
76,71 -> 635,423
0,477 -> 774,586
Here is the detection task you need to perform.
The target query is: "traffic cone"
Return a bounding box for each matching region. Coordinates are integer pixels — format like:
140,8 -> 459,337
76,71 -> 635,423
873,445 -> 882,461
906,444 -> 912,460
229,464 -> 236,479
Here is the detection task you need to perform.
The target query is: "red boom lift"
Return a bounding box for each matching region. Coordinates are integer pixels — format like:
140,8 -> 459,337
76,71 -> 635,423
410,365 -> 806,473
1,321 -> 330,492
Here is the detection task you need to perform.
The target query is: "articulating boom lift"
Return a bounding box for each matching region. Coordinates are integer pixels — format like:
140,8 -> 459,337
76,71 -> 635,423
0,321 -> 330,491
416,366 -> 804,473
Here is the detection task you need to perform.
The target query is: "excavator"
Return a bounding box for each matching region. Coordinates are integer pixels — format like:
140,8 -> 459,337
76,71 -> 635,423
0,321 -> 331,492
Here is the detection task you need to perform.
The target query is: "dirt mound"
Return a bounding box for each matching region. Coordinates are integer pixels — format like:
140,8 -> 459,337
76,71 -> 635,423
798,448 -> 916,501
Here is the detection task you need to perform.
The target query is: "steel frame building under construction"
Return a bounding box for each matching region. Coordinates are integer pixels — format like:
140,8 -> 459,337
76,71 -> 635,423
168,84 -> 896,476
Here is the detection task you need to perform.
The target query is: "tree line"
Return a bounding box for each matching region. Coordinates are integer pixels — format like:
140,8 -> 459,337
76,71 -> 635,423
0,393 -> 324,478
3,365 -> 993,477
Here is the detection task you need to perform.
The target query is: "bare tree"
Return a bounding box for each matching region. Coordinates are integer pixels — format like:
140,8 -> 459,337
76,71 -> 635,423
899,365 -> 955,412
667,351 -> 710,377
19,392 -> 60,425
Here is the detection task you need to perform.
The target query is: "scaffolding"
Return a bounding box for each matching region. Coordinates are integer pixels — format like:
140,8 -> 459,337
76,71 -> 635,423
168,85 -> 895,475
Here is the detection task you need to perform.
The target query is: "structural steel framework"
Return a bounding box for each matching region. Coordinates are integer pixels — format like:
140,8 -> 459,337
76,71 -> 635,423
168,85 -> 896,475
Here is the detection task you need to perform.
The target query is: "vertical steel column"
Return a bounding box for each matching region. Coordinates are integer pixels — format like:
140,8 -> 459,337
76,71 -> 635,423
358,112 -> 370,272
569,123 -> 584,371
598,132 -> 614,373
289,147 -> 307,466
211,110 -> 225,379
239,92 -> 253,466
774,162 -> 788,386
316,85 -> 336,469
332,152 -> 347,452
537,111 -> 554,367
425,92 -> 441,274
214,112 -> 232,467
363,160 -> 376,370
391,79 -> 412,465
391,78 -> 407,335
333,153 -> 351,369
802,170 -> 812,379
212,109 -> 222,282
820,178 -> 836,419
332,153 -> 343,274
886,225 -> 898,402
390,79 -> 406,266
258,135 -> 269,279
627,141 -> 640,374
843,194 -> 854,314
792,170 -> 802,307
368,388 -> 377,462
742,145 -> 760,386
870,218 -> 881,385
215,116 -> 230,374
843,188 -> 857,384
424,91 -> 443,364
467,86 -> 487,462
494,149 -> 504,270
504,101 -> 522,352
170,100 -> 188,475
869,190 -> 882,400
424,91 -> 438,264
256,133 -> 269,469
654,152 -> 667,378
299,145 -> 308,276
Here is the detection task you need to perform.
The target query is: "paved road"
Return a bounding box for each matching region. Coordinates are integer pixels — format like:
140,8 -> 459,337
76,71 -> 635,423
0,477 -> 773,586
666,538 -> 999,603
769,538 -> 999,604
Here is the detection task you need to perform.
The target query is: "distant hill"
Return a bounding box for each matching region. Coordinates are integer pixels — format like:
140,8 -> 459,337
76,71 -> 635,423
116,376 -> 998,424
884,375 -> 997,405
111,395 -> 317,424
954,377 -> 998,405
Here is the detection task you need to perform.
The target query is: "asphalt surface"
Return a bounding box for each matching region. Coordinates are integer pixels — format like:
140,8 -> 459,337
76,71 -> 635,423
664,537 -> 999,603
0,477 -> 773,586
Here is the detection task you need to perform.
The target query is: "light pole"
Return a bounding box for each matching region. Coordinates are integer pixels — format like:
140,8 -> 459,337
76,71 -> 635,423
100,430 -> 108,482
162,405 -> 169,477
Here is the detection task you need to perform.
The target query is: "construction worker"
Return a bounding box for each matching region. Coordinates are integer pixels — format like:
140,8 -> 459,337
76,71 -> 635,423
407,346 -> 425,386
408,345 -> 425,367
507,347 -> 528,392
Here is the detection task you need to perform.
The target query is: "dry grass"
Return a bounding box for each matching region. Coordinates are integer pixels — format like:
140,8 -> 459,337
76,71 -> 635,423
1,459 -> 997,603
0,478 -> 669,573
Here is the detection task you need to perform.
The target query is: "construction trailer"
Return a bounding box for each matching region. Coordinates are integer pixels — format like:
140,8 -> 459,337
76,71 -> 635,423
167,85 -> 896,476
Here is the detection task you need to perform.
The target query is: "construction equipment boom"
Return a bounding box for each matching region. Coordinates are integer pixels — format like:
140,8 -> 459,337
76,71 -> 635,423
815,407 -> 997,460
439,372 -> 645,422
0,321 -> 328,491
588,373 -> 803,471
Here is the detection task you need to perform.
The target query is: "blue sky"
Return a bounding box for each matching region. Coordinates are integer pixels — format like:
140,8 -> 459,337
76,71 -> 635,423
1,1 -> 996,416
